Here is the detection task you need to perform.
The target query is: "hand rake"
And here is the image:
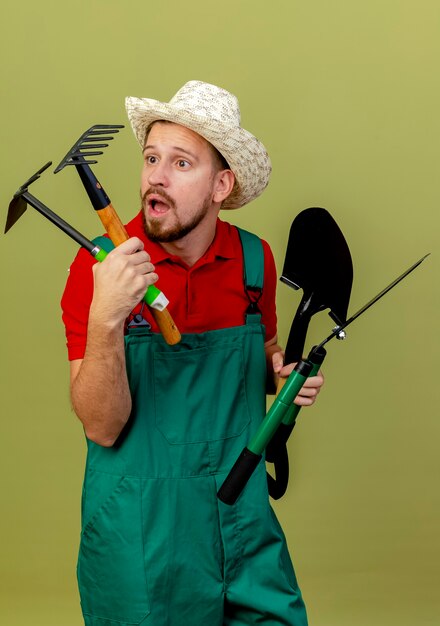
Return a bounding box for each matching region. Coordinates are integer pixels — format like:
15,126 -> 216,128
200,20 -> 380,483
54,125 -> 181,345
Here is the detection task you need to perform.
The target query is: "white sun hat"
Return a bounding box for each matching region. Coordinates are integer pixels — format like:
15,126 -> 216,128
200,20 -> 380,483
125,80 -> 271,209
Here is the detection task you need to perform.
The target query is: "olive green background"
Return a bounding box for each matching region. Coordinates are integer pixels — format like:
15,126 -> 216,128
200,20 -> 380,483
0,1 -> 439,624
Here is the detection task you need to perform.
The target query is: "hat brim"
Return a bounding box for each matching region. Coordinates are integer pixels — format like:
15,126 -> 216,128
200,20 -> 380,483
125,96 -> 271,209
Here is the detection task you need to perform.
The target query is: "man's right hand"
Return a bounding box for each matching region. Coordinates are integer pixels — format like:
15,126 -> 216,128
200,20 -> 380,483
90,237 -> 159,326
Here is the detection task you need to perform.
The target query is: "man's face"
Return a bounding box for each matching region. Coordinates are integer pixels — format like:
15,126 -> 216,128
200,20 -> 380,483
140,122 -> 222,243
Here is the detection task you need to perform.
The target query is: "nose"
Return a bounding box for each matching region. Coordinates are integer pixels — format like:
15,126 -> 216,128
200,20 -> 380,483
146,160 -> 169,187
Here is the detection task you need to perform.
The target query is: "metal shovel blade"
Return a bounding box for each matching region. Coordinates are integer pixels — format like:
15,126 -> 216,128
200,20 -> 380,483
280,207 -> 353,363
281,207 -> 353,324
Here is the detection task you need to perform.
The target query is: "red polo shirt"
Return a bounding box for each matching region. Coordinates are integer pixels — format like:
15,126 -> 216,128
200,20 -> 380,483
61,212 -> 277,361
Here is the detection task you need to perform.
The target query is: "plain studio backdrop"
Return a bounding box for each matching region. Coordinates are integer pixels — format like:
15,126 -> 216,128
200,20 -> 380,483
0,1 -> 439,624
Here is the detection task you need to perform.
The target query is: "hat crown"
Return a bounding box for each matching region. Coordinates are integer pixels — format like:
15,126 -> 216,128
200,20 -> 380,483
169,80 -> 241,127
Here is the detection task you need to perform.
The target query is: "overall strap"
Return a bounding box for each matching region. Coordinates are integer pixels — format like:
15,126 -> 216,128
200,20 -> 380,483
236,227 -> 264,317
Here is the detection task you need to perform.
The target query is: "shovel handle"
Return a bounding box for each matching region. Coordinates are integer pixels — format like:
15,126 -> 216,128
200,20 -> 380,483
218,360 -> 313,505
266,346 -> 327,500
96,204 -> 181,346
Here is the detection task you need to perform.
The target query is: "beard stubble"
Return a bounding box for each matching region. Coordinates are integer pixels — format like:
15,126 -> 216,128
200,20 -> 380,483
141,187 -> 213,243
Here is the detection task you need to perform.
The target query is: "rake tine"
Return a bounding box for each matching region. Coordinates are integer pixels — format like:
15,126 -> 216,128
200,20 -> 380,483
64,152 -> 102,165
80,140 -> 113,146
88,124 -> 124,129
59,155 -> 102,167
72,151 -> 105,158
86,134 -> 117,140
84,132 -> 118,137
54,124 -> 124,173
88,127 -> 124,135
88,128 -> 121,132
85,134 -> 118,140
70,147 -> 108,155
78,142 -> 111,149
81,137 -> 115,143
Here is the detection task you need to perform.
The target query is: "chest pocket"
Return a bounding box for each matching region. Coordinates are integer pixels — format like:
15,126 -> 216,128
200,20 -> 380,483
153,338 -> 251,444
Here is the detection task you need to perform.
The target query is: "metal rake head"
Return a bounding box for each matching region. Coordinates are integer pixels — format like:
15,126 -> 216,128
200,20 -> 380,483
54,124 -> 124,173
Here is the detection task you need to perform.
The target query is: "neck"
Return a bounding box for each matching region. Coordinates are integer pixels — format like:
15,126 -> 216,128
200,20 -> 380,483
159,214 -> 219,267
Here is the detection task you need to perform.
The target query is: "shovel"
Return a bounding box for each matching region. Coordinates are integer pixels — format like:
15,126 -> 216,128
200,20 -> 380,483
279,207 -> 353,364
266,207 -> 353,498
218,251 -> 429,505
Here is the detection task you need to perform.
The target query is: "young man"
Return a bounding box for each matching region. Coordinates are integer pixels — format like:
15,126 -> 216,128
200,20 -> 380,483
62,80 -> 324,626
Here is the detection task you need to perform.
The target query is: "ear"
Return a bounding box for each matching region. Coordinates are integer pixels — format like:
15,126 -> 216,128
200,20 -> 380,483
212,170 -> 235,204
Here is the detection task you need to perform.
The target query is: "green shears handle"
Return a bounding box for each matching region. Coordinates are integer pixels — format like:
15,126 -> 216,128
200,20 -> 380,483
265,348 -> 326,499
217,359 -> 314,505
281,349 -> 325,427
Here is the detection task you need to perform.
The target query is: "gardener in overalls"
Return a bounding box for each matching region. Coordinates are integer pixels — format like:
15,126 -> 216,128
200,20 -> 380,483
61,80 -> 324,626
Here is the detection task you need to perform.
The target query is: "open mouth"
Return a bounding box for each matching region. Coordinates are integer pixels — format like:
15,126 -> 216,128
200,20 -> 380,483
148,195 -> 171,216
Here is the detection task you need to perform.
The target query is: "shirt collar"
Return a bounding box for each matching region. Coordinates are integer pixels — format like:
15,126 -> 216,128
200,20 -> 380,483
127,211 -> 237,266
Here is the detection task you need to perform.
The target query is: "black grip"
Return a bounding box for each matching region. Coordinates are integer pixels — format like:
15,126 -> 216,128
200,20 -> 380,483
266,448 -> 289,500
266,423 -> 294,500
217,448 -> 262,505
76,164 -> 111,210
284,300 -> 311,364
265,422 -> 295,463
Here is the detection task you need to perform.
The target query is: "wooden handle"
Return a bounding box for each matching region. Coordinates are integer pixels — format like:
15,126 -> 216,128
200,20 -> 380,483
97,204 -> 131,246
96,205 -> 181,345
151,308 -> 181,345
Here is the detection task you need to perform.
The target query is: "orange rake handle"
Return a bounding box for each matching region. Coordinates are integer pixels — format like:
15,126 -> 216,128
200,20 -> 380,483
97,204 -> 181,345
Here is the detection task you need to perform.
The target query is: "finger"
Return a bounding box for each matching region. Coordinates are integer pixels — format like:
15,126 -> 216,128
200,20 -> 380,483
111,237 -> 146,255
293,381 -> 322,406
143,271 -> 159,284
132,267 -> 159,286
296,386 -> 319,398
128,250 -> 152,266
272,352 -> 285,373
294,395 -> 316,407
134,260 -> 157,275
278,362 -> 296,378
123,262 -> 159,287
301,372 -> 325,389
131,273 -> 159,299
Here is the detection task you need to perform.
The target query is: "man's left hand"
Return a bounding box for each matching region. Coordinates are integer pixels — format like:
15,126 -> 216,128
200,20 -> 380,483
272,352 -> 325,406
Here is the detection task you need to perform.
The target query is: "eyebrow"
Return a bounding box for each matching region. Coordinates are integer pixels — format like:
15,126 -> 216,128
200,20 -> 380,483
143,144 -> 199,161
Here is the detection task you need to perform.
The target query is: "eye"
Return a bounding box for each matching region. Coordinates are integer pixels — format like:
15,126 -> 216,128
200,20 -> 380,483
145,155 -> 158,165
177,159 -> 190,168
